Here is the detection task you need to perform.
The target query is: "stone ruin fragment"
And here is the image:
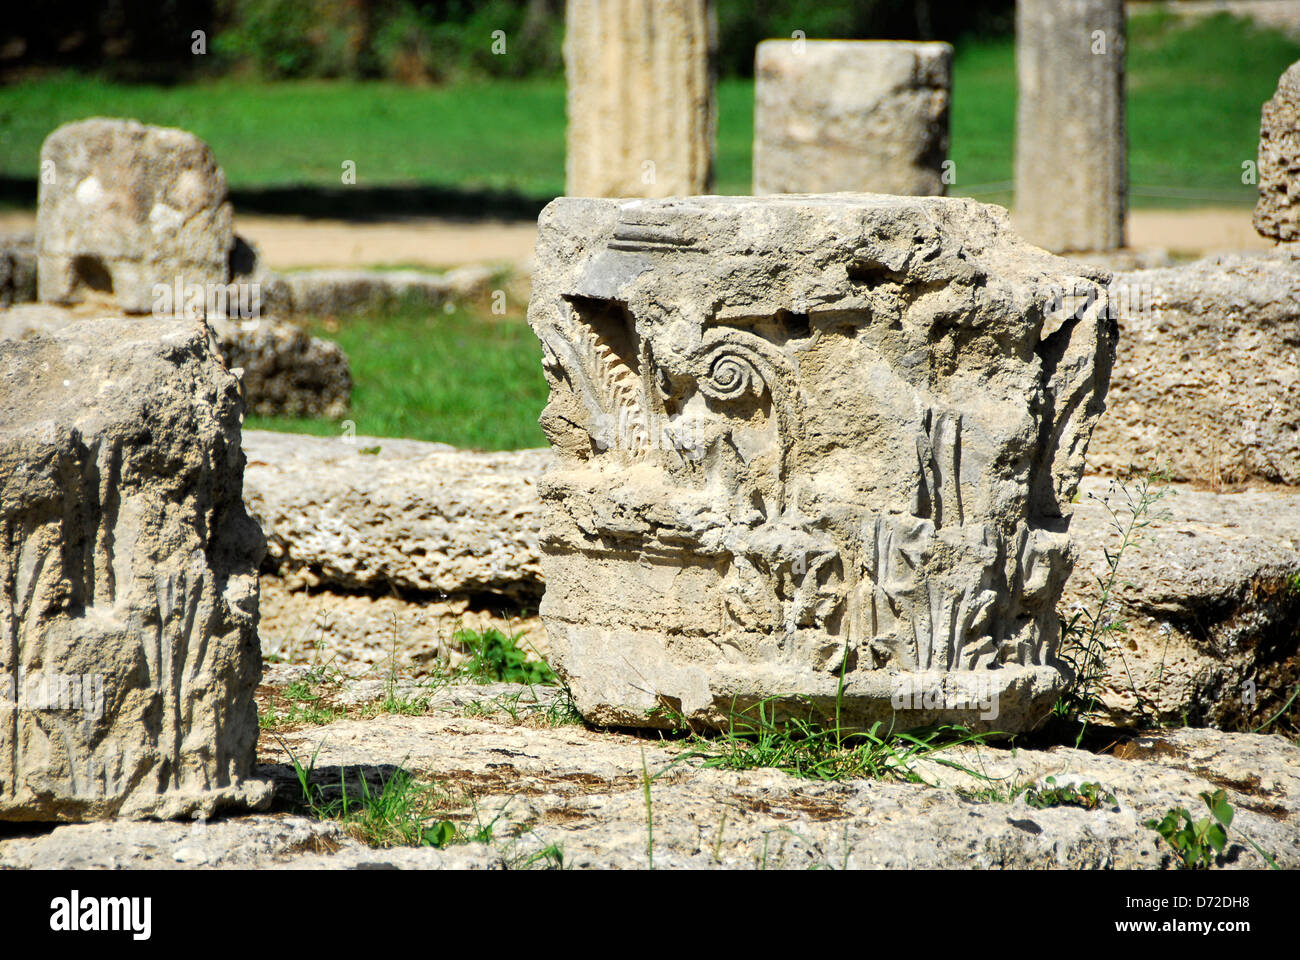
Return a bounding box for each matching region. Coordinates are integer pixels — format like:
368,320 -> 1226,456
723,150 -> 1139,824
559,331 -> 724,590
1255,59 -> 1300,241
0,317 -> 270,819
753,40 -> 952,197
36,118 -> 234,314
527,195 -> 1117,733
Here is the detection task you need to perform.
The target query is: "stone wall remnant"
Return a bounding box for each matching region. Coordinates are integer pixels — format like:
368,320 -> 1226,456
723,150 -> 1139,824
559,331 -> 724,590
1087,250 -> 1300,485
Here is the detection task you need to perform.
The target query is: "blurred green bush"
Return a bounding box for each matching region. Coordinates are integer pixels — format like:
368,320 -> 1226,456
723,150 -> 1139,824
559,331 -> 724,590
2,0 -> 1014,83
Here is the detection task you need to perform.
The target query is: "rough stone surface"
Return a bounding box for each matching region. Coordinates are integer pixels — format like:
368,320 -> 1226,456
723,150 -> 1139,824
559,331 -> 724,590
243,443 -> 1298,732
276,265 -> 497,317
209,317 -> 351,419
0,317 -> 271,820
1255,60 -> 1300,241
564,0 -> 715,198
0,303 -> 352,421
36,118 -> 233,313
753,40 -> 952,197
2,704 -> 1294,869
1087,250 -> 1300,484
0,234 -> 37,308
242,430 -> 547,600
258,575 -> 548,677
1015,0 -> 1126,252
527,194 -> 1117,733
1065,476 -> 1300,730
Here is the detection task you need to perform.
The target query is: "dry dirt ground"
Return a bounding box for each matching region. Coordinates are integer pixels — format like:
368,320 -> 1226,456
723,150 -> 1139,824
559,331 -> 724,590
0,207 -> 1278,270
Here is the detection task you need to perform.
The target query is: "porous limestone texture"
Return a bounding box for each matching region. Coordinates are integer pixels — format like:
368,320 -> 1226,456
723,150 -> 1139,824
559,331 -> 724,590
36,118 -> 234,313
0,303 -> 352,421
753,40 -> 952,197
0,317 -> 271,820
1255,59 -> 1300,240
258,574 -> 549,677
5,710 -> 1294,869
1087,250 -> 1300,484
1014,0 -> 1126,253
527,194 -> 1118,733
242,431 -> 547,601
564,0 -> 716,198
1066,476 -> 1300,730
209,317 -> 351,419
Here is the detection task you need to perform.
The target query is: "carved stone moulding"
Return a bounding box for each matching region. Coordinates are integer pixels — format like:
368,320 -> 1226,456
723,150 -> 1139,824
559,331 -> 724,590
526,194 -> 1117,733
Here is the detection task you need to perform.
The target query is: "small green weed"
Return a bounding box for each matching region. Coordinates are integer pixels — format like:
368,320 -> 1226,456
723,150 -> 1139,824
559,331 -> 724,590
456,627 -> 556,685
1053,470 -> 1172,742
1024,776 -> 1117,811
673,696 -> 991,785
377,613 -> 430,716
276,736 -> 500,850
260,686 -> 342,729
1146,788 -> 1279,869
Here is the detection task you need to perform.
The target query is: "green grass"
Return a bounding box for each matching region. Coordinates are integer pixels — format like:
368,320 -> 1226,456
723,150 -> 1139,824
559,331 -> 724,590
0,76 -> 569,198
457,626 -> 556,685
2,12 -> 1297,207
246,297 -> 548,449
678,696 -> 993,784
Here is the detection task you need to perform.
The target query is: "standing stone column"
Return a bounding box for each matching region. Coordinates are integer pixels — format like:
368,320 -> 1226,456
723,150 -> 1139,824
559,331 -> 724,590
1014,0 -> 1126,252
753,40 -> 952,196
564,0 -> 716,198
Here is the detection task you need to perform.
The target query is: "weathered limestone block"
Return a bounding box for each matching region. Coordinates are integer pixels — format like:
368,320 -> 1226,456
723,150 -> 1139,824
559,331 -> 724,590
564,0 -> 716,198
36,118 -> 234,313
527,194 -> 1118,732
1066,476 -> 1300,731
242,431 -> 547,600
1014,0 -> 1126,253
277,266 -> 497,317
0,303 -> 353,421
753,40 -> 952,197
1255,60 -> 1300,240
0,317 -> 270,820
1087,250 -> 1300,484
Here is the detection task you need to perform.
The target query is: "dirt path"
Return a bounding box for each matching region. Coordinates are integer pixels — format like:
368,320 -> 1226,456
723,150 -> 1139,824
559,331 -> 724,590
0,206 -> 1278,270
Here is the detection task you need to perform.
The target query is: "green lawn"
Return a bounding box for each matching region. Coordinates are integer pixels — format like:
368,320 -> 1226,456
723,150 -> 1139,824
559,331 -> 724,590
245,298 -> 549,450
1,12 -> 1296,207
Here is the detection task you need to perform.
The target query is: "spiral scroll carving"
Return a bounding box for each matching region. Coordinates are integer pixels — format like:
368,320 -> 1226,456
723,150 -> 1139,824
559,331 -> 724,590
688,337 -> 777,406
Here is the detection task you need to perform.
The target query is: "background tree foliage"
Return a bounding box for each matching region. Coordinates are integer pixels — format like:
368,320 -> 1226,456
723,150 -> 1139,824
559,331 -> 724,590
0,0 -> 1014,82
